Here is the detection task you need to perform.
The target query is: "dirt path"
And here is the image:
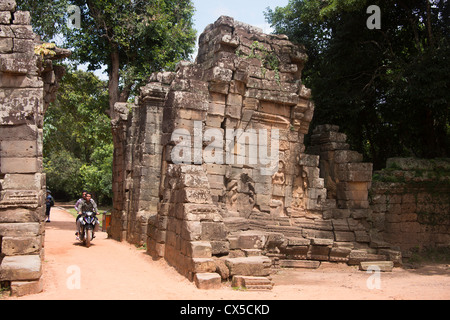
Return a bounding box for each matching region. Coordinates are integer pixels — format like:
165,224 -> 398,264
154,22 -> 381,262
9,207 -> 450,300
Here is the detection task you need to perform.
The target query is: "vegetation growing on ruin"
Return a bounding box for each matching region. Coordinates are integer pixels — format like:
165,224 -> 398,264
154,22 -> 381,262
34,42 -> 56,60
236,41 -> 281,83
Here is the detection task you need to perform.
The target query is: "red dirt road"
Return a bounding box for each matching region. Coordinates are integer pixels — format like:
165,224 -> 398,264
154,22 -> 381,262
9,207 -> 450,300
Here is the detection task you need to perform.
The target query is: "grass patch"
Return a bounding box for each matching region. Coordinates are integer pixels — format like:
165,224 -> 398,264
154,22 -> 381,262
0,281 -> 11,299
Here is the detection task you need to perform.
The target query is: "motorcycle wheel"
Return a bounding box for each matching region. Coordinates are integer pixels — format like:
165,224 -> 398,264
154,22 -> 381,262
85,229 -> 92,248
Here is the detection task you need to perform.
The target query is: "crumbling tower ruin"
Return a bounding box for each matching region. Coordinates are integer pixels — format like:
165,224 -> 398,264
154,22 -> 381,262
0,0 -> 69,296
110,16 -> 402,288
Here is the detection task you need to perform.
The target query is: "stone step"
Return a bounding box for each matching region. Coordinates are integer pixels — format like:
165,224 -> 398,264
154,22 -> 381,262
225,256 -> 272,277
242,249 -> 262,257
194,273 -> 222,290
232,276 -> 273,291
229,230 -> 268,250
359,261 -> 394,272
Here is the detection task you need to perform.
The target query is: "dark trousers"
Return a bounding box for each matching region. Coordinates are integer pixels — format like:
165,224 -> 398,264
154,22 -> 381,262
45,206 -> 51,219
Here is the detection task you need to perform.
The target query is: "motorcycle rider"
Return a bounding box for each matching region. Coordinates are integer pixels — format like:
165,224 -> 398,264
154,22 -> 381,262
75,192 -> 99,240
75,190 -> 88,212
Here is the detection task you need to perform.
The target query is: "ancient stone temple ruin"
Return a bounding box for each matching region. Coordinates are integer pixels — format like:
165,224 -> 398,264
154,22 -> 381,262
109,16 -> 405,289
1,6 -> 447,295
0,0 -> 69,296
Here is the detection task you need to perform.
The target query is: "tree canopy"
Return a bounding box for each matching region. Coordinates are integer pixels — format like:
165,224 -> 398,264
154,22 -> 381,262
266,0 -> 449,168
43,69 -> 113,204
65,0 -> 196,113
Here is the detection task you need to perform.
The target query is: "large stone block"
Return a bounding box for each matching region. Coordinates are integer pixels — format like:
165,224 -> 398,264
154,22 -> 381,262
176,203 -> 222,222
194,273 -> 222,290
9,24 -> 34,39
186,241 -> 212,258
337,163 -> 373,182
0,255 -> 42,281
0,140 -> 38,157
0,207 -> 43,223
359,261 -> 394,272
0,88 -> 43,124
0,52 -> 37,74
0,124 -> 38,140
1,236 -> 41,255
190,258 -> 217,273
231,275 -> 273,290
231,231 -> 267,250
334,150 -> 363,163
0,11 -> 11,27
225,256 -> 272,276
279,260 -> 320,269
12,11 -> 30,25
0,222 -> 41,236
0,0 -> 16,11
201,222 -> 227,241
10,278 -> 43,297
0,157 -> 39,173
174,188 -> 213,204
348,250 -> 388,265
308,245 -> 330,261
0,37 -> 12,53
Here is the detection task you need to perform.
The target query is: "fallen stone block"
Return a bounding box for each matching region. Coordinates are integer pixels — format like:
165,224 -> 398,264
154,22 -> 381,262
194,273 -> 222,290
279,260 -> 321,269
348,250 -> 387,266
232,275 -> 273,291
10,279 -> 43,297
359,261 -> 394,272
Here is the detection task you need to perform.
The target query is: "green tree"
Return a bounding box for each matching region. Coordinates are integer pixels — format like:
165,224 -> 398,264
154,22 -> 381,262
79,143 -> 113,204
43,69 -> 111,161
16,0 -> 71,41
267,0 -> 450,168
65,0 -> 196,113
44,150 -> 83,200
43,69 -> 113,204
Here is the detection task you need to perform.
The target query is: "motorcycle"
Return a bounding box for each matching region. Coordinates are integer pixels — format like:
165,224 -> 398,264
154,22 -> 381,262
79,211 -> 97,248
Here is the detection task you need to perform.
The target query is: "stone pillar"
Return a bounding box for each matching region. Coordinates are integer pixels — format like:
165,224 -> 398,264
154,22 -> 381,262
148,164 -> 226,281
0,0 -> 69,296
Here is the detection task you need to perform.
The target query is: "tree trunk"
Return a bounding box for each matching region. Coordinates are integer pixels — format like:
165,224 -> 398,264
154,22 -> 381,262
108,46 -> 120,118
108,45 -> 129,241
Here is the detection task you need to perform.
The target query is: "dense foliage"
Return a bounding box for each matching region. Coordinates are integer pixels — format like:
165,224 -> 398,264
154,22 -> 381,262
266,0 -> 449,169
43,70 -> 113,204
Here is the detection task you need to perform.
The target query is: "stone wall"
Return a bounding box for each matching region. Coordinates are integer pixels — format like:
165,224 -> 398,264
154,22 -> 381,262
0,0 -> 68,296
110,16 -> 403,288
370,158 -> 450,255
